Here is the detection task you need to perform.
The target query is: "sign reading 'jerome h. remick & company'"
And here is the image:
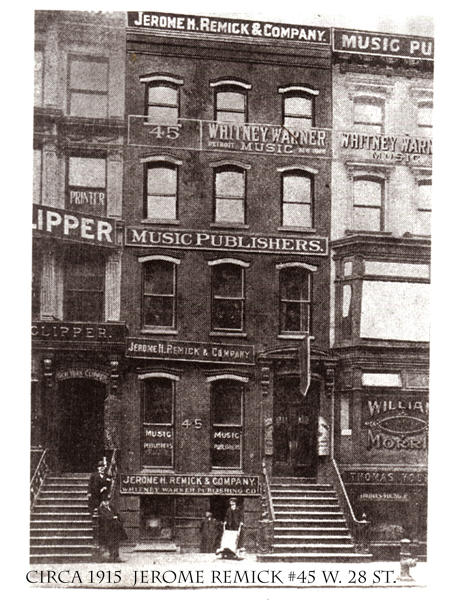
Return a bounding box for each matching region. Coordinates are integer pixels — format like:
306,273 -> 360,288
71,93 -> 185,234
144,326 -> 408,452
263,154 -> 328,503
120,473 -> 261,495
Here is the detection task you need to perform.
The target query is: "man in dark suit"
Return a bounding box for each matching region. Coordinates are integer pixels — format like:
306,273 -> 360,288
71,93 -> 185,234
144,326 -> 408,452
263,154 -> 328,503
87,460 -> 111,514
99,500 -> 127,562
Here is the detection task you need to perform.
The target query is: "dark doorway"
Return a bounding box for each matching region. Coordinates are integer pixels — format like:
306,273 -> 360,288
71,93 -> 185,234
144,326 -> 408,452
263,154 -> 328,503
273,377 -> 320,478
57,378 -> 105,472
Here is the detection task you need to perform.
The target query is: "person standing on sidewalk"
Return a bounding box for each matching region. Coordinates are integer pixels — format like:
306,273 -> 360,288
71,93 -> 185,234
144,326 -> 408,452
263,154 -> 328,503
99,500 -> 127,562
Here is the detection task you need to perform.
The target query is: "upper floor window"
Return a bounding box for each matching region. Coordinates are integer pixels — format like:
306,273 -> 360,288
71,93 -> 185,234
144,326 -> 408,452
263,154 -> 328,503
352,175 -> 384,231
68,56 -> 109,118
210,259 -> 248,332
33,148 -> 42,205
417,101 -> 433,136
140,75 -> 184,124
143,158 -> 181,221
141,374 -> 176,468
214,164 -> 248,224
63,247 -> 105,322
354,97 -> 383,133
211,80 -> 251,123
67,155 -> 107,216
416,180 -> 432,236
34,49 -> 44,107
281,168 -> 315,229
278,265 -> 313,334
141,257 -> 179,330
279,86 -> 318,129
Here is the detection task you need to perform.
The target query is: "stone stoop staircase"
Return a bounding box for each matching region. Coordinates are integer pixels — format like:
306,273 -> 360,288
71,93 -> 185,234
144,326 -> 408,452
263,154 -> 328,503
258,477 -> 372,562
30,473 -> 93,563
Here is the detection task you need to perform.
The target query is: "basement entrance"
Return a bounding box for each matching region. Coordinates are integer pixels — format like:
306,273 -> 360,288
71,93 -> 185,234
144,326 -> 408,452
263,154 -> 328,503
273,377 -> 320,478
57,378 -> 105,472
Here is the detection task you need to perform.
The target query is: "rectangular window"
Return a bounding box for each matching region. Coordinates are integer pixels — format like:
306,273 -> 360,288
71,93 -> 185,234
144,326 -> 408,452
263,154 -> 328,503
215,89 -> 246,123
68,56 -> 108,118
142,378 -> 174,468
146,163 -> 178,220
146,84 -> 179,124
354,99 -> 383,133
33,148 -> 42,205
211,379 -> 243,469
143,260 -> 176,329
63,248 -> 105,322
416,181 -> 431,236
280,267 -> 311,333
211,263 -> 245,332
67,156 -> 107,215
353,177 -> 383,231
282,171 -> 313,228
214,167 -> 246,224
284,95 -> 313,129
34,49 -> 44,107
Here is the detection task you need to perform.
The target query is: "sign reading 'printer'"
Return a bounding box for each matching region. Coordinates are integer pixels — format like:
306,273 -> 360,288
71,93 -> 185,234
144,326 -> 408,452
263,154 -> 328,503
127,339 -> 254,365
125,228 -> 328,256
120,473 -> 260,495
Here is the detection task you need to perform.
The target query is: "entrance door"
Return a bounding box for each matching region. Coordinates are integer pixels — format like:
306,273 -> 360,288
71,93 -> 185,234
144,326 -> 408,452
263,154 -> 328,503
273,377 -> 319,478
57,378 -> 105,472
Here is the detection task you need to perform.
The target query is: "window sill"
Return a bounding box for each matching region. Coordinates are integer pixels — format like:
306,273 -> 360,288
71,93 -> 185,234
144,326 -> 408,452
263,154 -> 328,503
210,223 -> 249,230
209,331 -> 248,338
141,219 -> 180,225
278,333 -> 306,340
278,226 -> 317,233
140,329 -> 179,335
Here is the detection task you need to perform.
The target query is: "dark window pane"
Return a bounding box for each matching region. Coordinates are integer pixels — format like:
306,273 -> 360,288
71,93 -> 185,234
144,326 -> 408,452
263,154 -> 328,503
144,261 -> 174,295
213,299 -> 242,330
280,268 -> 309,300
212,264 -> 242,297
144,379 -> 173,424
144,296 -> 174,327
212,380 -> 242,425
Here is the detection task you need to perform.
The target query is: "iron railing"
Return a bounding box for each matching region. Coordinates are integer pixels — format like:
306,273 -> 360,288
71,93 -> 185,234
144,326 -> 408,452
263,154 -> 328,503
30,448 -> 49,509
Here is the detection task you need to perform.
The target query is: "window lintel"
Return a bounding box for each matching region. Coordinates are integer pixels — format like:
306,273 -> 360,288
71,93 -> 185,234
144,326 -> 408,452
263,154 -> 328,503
210,79 -> 251,90
276,262 -> 318,272
278,85 -> 319,96
206,374 -> 249,383
139,74 -> 184,86
138,372 -> 179,381
208,258 -> 250,268
138,255 -> 181,265
140,155 -> 182,166
277,165 -> 318,175
210,160 -> 251,170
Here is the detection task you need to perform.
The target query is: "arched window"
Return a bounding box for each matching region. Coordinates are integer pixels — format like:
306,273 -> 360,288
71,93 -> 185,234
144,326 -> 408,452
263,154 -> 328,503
279,86 -> 318,129
214,164 -> 246,224
144,160 -> 179,220
141,256 -> 179,329
140,75 -> 183,124
140,373 -> 177,468
209,376 -> 246,469
211,80 -> 250,123
209,259 -> 248,332
278,265 -> 313,334
353,175 -> 384,231
281,169 -> 314,228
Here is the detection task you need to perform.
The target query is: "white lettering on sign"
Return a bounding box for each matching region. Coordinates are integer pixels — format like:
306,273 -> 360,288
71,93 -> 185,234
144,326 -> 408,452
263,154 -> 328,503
33,207 -> 114,244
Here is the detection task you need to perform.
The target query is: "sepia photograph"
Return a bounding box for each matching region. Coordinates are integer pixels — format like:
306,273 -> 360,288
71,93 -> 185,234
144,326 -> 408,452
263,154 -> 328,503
17,2 -> 447,593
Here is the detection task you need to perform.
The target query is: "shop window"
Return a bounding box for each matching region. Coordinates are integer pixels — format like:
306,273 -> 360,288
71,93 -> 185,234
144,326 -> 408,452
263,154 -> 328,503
210,377 -> 245,469
63,247 -> 105,322
210,260 -> 247,332
212,80 -> 250,123
417,101 -> 433,136
67,156 -> 107,216
141,496 -> 174,539
145,162 -> 178,220
279,266 -> 312,333
282,170 -> 314,228
33,148 -> 42,205
416,180 -> 432,236
141,258 -> 178,330
68,56 -> 109,118
141,375 -> 176,469
353,176 -> 384,231
214,165 -> 246,224
354,97 -> 384,133
34,48 -> 44,107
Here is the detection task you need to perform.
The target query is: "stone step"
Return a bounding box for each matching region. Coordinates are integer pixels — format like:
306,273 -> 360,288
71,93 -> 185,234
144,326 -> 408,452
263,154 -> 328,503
272,500 -> 340,507
271,490 -> 337,497
30,535 -> 93,545
257,552 -> 373,563
273,543 -> 356,553
30,554 -> 93,564
274,510 -> 344,517
275,518 -> 347,527
274,534 -> 352,543
30,527 -> 93,535
30,544 -> 93,555
35,498 -> 89,505
274,527 -> 350,536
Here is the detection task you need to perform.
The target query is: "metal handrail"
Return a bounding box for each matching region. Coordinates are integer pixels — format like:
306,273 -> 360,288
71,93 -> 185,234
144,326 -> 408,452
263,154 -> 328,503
107,448 -> 118,501
30,448 -> 49,509
331,457 -> 370,552
262,458 -> 275,523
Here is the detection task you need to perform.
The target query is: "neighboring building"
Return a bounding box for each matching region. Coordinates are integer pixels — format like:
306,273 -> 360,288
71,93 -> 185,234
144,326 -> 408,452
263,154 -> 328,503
330,29 -> 433,559
119,12 -> 334,549
32,10 -> 126,472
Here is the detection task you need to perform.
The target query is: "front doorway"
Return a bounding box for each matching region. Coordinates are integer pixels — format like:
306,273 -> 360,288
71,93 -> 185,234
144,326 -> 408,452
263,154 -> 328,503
273,377 -> 320,478
57,378 -> 105,472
